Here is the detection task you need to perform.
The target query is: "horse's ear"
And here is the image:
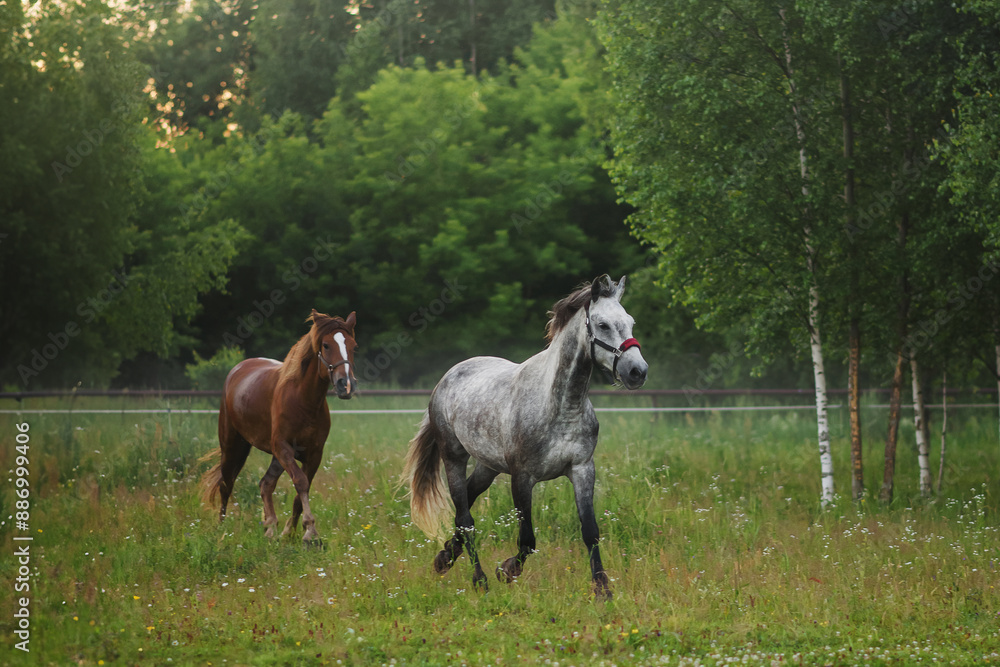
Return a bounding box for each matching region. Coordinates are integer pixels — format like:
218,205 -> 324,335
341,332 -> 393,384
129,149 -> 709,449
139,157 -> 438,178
345,311 -> 356,333
612,275 -> 627,302
591,274 -> 611,302
308,308 -> 319,323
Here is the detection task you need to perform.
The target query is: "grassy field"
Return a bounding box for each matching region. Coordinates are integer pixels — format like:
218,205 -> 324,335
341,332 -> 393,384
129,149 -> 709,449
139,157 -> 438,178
1,394 -> 998,666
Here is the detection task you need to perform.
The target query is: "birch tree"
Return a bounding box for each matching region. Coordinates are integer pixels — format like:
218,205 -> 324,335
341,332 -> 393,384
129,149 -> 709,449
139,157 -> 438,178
779,6 -> 833,506
910,358 -> 932,497
597,0 -> 998,506
597,0 -> 842,504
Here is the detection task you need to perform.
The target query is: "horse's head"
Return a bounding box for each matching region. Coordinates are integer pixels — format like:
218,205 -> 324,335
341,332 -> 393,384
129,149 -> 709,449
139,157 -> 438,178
311,309 -> 358,399
587,275 -> 648,390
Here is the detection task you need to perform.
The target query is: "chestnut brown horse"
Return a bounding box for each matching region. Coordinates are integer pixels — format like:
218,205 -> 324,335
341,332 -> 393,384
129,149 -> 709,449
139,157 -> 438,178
200,309 -> 357,543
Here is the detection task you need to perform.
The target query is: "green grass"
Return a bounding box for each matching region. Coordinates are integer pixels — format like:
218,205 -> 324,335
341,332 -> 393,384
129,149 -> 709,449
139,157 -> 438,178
1,395 -> 998,666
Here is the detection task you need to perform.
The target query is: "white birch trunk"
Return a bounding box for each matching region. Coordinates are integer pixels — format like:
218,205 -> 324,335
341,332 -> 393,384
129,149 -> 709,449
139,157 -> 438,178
781,7 -> 833,506
809,285 -> 834,506
910,357 -> 931,497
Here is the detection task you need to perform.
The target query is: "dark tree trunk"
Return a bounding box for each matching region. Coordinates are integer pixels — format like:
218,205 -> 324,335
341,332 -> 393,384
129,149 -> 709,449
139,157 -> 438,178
849,320 -> 863,499
936,369 -> 947,496
469,0 -> 477,78
881,211 -> 910,505
841,61 -> 864,501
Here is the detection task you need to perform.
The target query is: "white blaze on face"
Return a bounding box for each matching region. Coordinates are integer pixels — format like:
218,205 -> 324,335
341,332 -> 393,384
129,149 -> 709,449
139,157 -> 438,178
333,332 -> 350,376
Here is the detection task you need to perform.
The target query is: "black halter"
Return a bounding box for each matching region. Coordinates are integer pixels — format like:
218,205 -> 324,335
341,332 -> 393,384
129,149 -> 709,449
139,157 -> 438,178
584,301 -> 641,380
317,349 -> 350,383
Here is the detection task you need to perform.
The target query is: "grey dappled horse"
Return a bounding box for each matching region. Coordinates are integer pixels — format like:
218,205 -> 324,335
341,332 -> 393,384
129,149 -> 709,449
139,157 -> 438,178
403,275 -> 648,599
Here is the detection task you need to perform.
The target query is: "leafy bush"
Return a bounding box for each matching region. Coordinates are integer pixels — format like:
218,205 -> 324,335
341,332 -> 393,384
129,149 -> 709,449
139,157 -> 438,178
185,347 -> 244,390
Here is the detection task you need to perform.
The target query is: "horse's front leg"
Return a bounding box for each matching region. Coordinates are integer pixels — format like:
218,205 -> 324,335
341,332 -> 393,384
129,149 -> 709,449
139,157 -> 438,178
271,440 -> 320,544
497,473 -> 536,584
282,448 -> 322,540
569,461 -> 611,600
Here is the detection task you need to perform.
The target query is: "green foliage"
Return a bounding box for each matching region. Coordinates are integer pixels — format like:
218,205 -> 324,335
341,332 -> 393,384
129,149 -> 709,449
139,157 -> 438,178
0,1 -> 144,385
938,1 -> 1000,364
0,1 -> 248,388
182,27 -> 646,385
137,0 -> 251,130
249,0 -> 356,119
24,0 -> 1000,395
596,0 -> 1000,387
336,0 -> 559,103
340,59 -> 632,376
185,346 -> 244,390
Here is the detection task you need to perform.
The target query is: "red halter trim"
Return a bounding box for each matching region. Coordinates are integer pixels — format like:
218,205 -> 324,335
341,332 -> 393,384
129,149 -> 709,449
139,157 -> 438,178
619,338 -> 641,353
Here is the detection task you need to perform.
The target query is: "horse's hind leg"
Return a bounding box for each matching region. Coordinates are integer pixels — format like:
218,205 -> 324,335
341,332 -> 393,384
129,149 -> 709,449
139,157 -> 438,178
259,456 -> 284,538
498,472 -> 537,584
435,462 -> 498,575
217,419 -> 252,521
440,454 -> 489,591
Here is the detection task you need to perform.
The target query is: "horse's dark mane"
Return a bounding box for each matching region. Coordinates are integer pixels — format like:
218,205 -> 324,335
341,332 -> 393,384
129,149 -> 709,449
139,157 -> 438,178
280,312 -> 353,382
544,280 -> 612,344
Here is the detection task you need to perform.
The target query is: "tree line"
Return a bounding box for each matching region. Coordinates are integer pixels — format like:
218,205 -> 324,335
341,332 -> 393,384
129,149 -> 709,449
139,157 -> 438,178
3,0 -> 665,388
596,0 -> 1000,503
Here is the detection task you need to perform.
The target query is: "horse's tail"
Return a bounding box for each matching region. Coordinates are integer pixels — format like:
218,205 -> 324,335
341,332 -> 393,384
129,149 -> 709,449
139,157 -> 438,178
401,412 -> 450,540
198,449 -> 222,507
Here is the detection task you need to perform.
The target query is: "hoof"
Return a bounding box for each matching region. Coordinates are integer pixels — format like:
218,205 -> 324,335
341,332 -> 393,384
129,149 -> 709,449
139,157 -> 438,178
473,571 -> 489,593
433,549 -> 455,574
302,525 -> 320,544
594,572 -> 612,601
263,525 -> 276,539
496,556 -> 522,584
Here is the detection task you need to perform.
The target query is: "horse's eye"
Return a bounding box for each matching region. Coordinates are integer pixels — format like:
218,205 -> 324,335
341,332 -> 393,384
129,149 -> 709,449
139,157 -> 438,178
323,343 -> 329,349
599,322 -> 610,330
